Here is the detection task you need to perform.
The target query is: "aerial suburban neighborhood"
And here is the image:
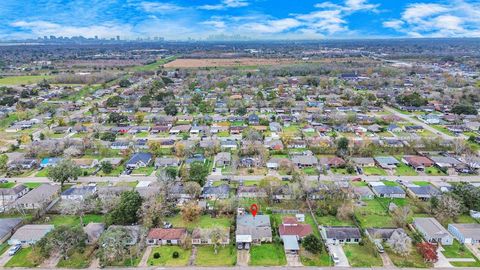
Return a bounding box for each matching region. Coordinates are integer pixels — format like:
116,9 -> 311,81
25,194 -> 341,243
0,31 -> 480,270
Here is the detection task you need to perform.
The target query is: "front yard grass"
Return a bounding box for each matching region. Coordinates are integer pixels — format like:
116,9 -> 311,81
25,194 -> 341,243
249,243 -> 286,266
147,246 -> 190,266
442,240 -> 475,259
131,166 -> 155,176
194,245 -> 236,266
299,247 -> 331,266
40,214 -> 104,227
394,163 -> 418,176
23,182 -> 43,189
385,247 -> 430,268
166,215 -> 231,231
412,181 -> 431,186
302,167 -> 318,175
57,245 -> 96,268
343,244 -> 382,267
0,243 -> 9,255
425,166 -> 447,176
363,166 -> 387,176
35,169 -> 50,177
5,247 -> 41,267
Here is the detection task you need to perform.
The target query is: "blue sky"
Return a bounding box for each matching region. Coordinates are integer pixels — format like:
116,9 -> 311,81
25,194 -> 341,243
1,0 -> 479,40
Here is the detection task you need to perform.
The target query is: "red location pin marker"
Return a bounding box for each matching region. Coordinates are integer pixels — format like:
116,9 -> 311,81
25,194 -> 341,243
250,204 -> 258,217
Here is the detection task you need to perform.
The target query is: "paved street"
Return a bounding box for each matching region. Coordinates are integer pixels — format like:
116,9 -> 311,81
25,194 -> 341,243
5,266 -> 480,270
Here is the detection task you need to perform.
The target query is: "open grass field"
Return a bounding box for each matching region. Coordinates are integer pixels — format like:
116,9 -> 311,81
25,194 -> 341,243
0,75 -> 53,85
317,215 -> 355,226
132,56 -> 176,72
165,58 -> 304,69
0,113 -> 18,129
363,166 -> 388,176
194,245 -> 236,266
166,215 -> 231,231
147,246 -> 190,266
39,214 -> 104,227
355,199 -> 393,228
343,244 -> 382,267
300,248 -> 331,266
249,243 -> 286,266
394,163 -> 418,176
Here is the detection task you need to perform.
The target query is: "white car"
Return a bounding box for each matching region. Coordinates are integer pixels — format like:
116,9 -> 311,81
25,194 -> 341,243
331,252 -> 340,264
8,245 -> 21,256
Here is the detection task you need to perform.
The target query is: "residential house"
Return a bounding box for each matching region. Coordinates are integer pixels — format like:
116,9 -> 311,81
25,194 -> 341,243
146,228 -> 187,245
72,158 -> 99,169
107,225 -> 141,245
413,217 -> 453,246
370,182 -> 406,198
7,158 -> 37,170
402,156 -> 434,171
448,224 -> 480,244
0,185 -> 29,208
201,184 -> 230,200
8,224 -> 54,246
110,141 -> 130,150
40,157 -> 62,168
374,156 -> 400,169
351,157 -> 375,167
61,186 -> 96,200
365,228 -> 406,242
321,226 -> 361,245
353,186 -> 375,200
236,214 -> 272,245
84,223 -> 105,245
282,235 -> 300,255
429,156 -> 462,170
406,185 -> 441,200
192,228 -> 230,245
125,152 -> 152,169
215,152 -> 231,167
14,184 -> 60,210
99,158 -> 123,167
0,218 -> 23,243
292,155 -> 318,168
237,185 -> 267,198
279,216 -> 312,240
155,157 -> 180,169
320,157 -> 346,168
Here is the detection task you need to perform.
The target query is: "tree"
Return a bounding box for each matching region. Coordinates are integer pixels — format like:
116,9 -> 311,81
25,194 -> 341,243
387,230 -> 412,257
417,242 -> 438,262
105,96 -> 124,107
336,137 -> 350,157
451,182 -> 480,211
100,132 -> 116,142
189,162 -> 209,186
396,92 -> 427,107
164,102 -> 178,116
302,234 -> 322,254
209,227 -> 225,254
336,202 -> 354,222
184,181 -> 202,199
432,194 -> 462,222
97,227 -> 133,267
181,201 -> 202,222
100,161 -> 113,174
107,190 -> 143,225
107,112 -> 128,124
0,154 -> 8,172
119,79 -> 132,88
259,176 -> 281,204
392,206 -> 412,228
46,225 -> 87,260
451,104 -> 478,115
47,159 -> 82,187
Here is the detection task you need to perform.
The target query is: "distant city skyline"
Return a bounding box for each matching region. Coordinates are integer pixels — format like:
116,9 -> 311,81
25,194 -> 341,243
1,0 -> 480,41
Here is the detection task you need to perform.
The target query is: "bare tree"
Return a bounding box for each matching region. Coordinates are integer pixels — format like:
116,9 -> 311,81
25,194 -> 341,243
387,230 -> 412,257
184,181 -> 202,199
433,195 -> 462,223
392,206 -> 412,228
209,227 -> 225,254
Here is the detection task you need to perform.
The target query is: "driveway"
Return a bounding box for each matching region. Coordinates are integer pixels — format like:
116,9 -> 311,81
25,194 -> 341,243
379,251 -> 394,268
435,247 -> 453,268
138,246 -> 152,267
236,250 -> 250,266
327,244 -> 349,267
285,253 -> 302,266
0,247 -> 13,267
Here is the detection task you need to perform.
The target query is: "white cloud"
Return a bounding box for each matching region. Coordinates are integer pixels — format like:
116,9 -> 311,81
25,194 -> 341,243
10,20 -> 135,38
140,2 -> 184,13
242,18 -> 301,33
383,1 -> 480,37
202,20 -> 227,29
198,0 -> 249,10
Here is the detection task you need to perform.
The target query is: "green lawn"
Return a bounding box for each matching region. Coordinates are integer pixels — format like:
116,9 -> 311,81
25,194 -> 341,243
425,167 -> 447,176
394,163 -> 418,176
386,247 -> 430,268
97,165 -> 124,176
0,113 -> 18,129
331,168 -> 352,175
344,244 -> 382,267
115,181 -> 138,188
363,167 -> 387,176
249,244 -> 286,266
147,246 -> 190,266
432,125 -> 455,136
166,215 -> 231,230
132,56 -> 176,72
57,246 -> 96,268
23,182 -> 44,189
382,180 -> 400,186
131,166 -> 155,176
442,240 -> 475,259
355,199 -> 393,228
0,182 -> 15,188
300,248 -> 331,266
40,214 -> 104,227
317,215 -> 355,226
450,260 -> 480,267
35,169 -> 49,177
0,243 -> 9,255
0,75 -> 53,85
302,167 -> 318,175
5,247 -> 40,267
412,181 -> 431,186
194,245 -> 236,266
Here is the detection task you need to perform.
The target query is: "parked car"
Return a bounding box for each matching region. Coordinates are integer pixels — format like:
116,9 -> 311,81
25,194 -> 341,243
8,245 -> 21,256
331,252 -> 340,264
0,179 -> 8,183
375,242 -> 384,253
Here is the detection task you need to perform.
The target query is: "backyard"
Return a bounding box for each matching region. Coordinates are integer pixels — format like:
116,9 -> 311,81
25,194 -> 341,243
354,199 -> 394,228
166,215 -> 231,231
